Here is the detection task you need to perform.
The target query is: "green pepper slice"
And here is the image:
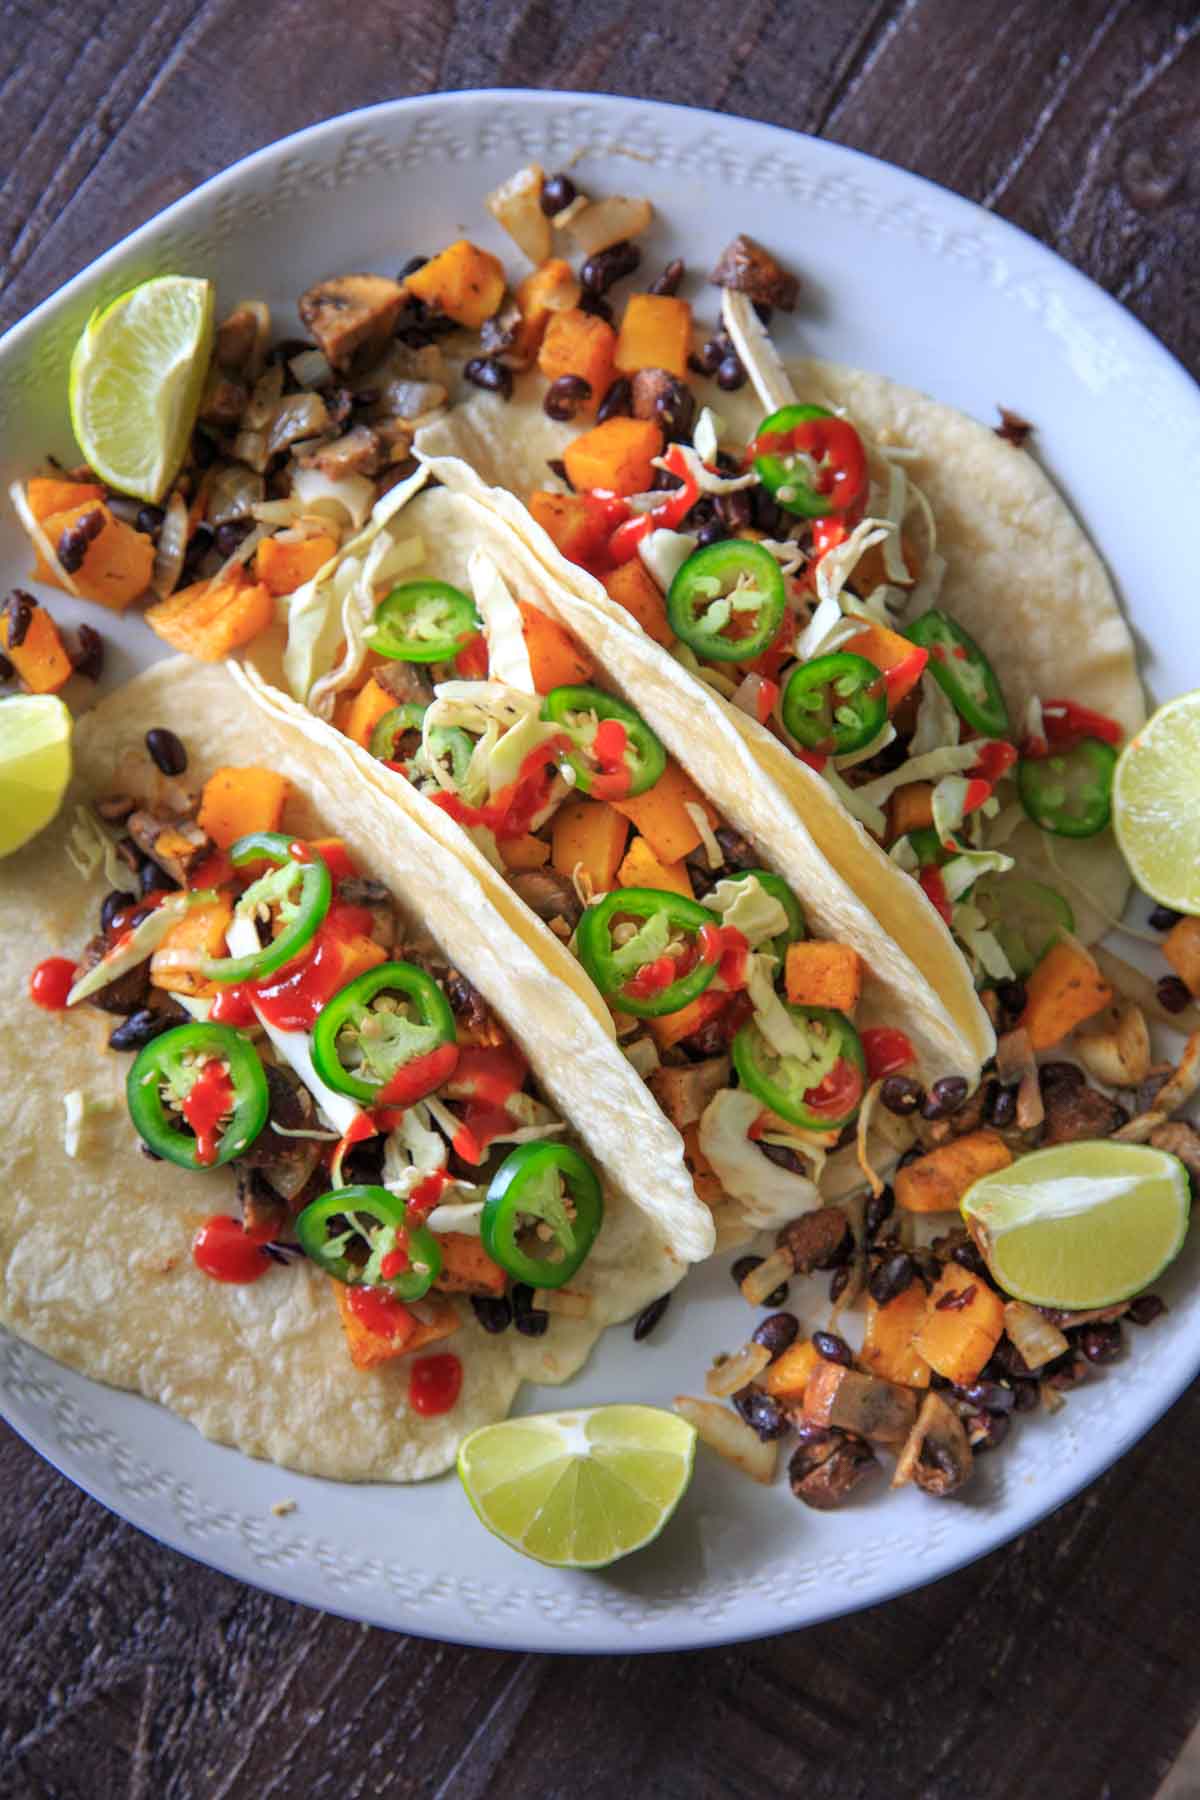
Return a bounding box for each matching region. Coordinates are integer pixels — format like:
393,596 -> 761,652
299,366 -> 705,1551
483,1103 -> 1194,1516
972,873 -> 1076,977
201,833 -> 332,985
370,701 -> 427,762
295,1185 -> 442,1301
722,869 -> 806,964
1017,738 -> 1116,838
732,1004 -> 866,1131
481,1141 -> 603,1288
751,404 -> 867,518
311,962 -> 459,1106
906,611 -> 1011,739
576,886 -> 721,1018
126,1022 -> 269,1170
781,651 -> 887,755
540,684 -> 666,800
371,580 -> 481,663
667,541 -> 788,664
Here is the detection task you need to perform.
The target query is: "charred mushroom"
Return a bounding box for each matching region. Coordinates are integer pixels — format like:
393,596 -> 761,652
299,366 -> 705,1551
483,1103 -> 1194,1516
648,1056 -> 731,1130
298,273 -> 408,372
893,1391 -> 974,1498
125,812 -> 211,888
788,1424 -> 877,1510
507,867 -> 584,934
709,234 -> 800,310
237,1065 -> 324,1202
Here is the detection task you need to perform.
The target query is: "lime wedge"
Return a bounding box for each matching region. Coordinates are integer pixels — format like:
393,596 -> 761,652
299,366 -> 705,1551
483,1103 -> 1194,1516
69,275 -> 214,503
457,1404 -> 696,1568
1112,688 -> 1200,913
962,1140 -> 1190,1309
0,694 -> 73,858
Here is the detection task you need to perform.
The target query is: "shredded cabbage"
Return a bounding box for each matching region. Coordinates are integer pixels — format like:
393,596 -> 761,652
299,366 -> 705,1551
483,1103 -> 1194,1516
822,764 -> 887,836
693,407 -> 724,464
685,802 -> 723,871
469,549 -> 534,692
720,291 -> 796,416
834,721 -> 896,771
815,520 -> 892,607
65,806 -> 128,889
291,465 -> 375,531
698,1087 -> 819,1227
909,671 -> 961,757
667,442 -> 757,496
639,528 -> 696,592
931,775 -> 972,846
609,909 -> 672,974
66,893 -> 194,1005
940,847 -> 1014,904
745,958 -> 840,1071
854,742 -> 982,813
953,901 -> 1016,980
707,875 -> 789,948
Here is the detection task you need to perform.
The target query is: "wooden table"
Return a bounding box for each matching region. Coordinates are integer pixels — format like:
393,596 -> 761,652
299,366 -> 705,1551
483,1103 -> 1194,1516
4,3 -> 1199,1794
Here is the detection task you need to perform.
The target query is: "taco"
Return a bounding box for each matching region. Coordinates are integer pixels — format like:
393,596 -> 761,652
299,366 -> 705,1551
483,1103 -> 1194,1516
1,659 -> 690,1481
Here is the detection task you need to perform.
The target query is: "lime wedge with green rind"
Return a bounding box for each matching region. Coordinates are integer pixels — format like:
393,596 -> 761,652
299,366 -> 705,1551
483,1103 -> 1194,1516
457,1404 -> 696,1568
0,694 -> 73,858
1112,688 -> 1200,914
69,274 -> 214,503
962,1140 -> 1190,1310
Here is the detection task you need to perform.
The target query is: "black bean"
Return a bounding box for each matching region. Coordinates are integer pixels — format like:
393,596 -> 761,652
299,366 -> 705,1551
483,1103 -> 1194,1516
1044,1349 -> 1090,1389
4,590 -> 35,649
56,507 -> 105,574
581,240 -> 641,297
717,489 -> 754,533
578,291 -> 614,323
463,356 -> 514,400
751,487 -> 787,537
181,524 -> 214,582
1079,1321 -> 1123,1364
546,458 -> 572,488
732,1387 -> 789,1441
828,1265 -> 851,1303
688,345 -> 721,377
955,1379 -> 1015,1415
716,353 -> 747,391
145,727 -> 187,776
950,1240 -> 989,1279
140,856 -> 179,896
864,1187 -> 895,1241
985,1080 -> 1017,1128
649,258 -> 685,297
1149,904 -> 1184,932
1128,1294 -> 1166,1326
995,978 -> 1027,1018
813,1330 -> 853,1367
655,379 -> 696,444
752,1312 -> 799,1359
1012,1379 -> 1040,1413
0,651 -> 13,682
136,505 -> 165,538
633,1292 -> 671,1341
1157,975 -> 1191,1015
100,888 -> 136,934
968,1410 -> 1010,1452
511,1283 -> 548,1337
880,1075 -> 923,1117
868,1251 -> 917,1307
921,1075 -> 969,1120
470,1294 -> 512,1334
540,173 -> 577,216
397,255 -> 428,280
596,376 -> 633,423
650,466 -> 684,493
108,1009 -> 176,1052
68,622 -> 104,682
694,519 -> 727,548
730,1254 -> 788,1308
214,519 -> 254,559
543,375 -> 592,422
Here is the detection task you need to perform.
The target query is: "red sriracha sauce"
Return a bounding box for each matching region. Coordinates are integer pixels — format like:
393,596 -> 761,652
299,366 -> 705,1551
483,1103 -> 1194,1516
1039,699 -> 1123,754
802,1058 -> 865,1120
698,922 -> 750,990
625,954 -> 680,1002
192,1215 -> 275,1284
377,1040 -> 460,1107
251,903 -> 376,1032
919,865 -> 953,925
409,1352 -> 463,1416
452,1104 -> 516,1166
409,1169 -> 453,1217
347,1285 -> 413,1339
431,734 -> 570,840
179,1060 -> 235,1167
973,739 -> 1019,784
606,445 -> 701,566
455,633 -> 490,680
861,1026 -> 916,1081
443,1044 -> 529,1164
30,956 -> 77,1011
209,983 -> 258,1027
380,1234 -> 410,1282
588,718 -> 633,801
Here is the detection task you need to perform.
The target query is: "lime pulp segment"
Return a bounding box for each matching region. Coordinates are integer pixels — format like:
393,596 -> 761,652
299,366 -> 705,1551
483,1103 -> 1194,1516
1112,688 -> 1200,913
0,694 -> 73,857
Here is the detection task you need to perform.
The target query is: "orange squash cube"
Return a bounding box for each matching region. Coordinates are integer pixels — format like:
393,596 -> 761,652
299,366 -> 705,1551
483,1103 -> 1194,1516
563,417 -> 662,497
149,894 -> 235,998
602,558 -> 673,647
550,797 -> 629,894
403,240 -> 506,328
527,491 -> 612,569
1,597 -> 72,693
342,676 -> 396,752
911,1264 -> 1006,1386
610,758 -> 716,864
196,766 -> 290,849
784,940 -> 863,1012
860,1287 -> 932,1387
26,478 -> 104,522
515,259 -> 583,359
145,568 -> 275,659
255,534 -> 337,596
617,833 -> 694,899
538,309 -> 617,415
614,294 -> 692,378
516,599 -> 595,692
33,501 -> 154,612
332,1282 -> 460,1370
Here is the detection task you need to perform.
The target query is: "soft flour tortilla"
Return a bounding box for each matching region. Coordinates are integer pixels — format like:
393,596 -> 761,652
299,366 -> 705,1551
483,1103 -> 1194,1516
0,660 -> 686,1481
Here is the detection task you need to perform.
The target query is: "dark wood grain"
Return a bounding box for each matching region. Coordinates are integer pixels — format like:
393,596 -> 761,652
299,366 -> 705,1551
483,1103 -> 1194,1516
3,3 -> 1199,1796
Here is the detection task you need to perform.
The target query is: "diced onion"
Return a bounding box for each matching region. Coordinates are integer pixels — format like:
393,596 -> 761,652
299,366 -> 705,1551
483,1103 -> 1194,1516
566,195 -> 653,256
9,480 -> 80,595
1075,1004 -> 1151,1088
1003,1299 -> 1069,1371
739,1246 -> 793,1305
208,464 -> 266,526
685,802 -> 723,871
706,1341 -> 772,1397
486,164 -> 553,265
267,392 -> 330,458
674,1395 -> 779,1483
150,491 -> 189,599
289,348 -> 332,389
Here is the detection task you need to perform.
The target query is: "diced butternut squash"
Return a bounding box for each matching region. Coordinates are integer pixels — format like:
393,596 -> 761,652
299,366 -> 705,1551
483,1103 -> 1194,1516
895,1131 -> 1013,1213
499,833 -> 550,872
145,567 -> 275,659
847,532 -> 919,595
403,240 -> 505,328
1,597 -> 72,693
761,1339 -> 821,1401
860,1287 -> 932,1388
433,1233 -> 507,1296
912,1263 -> 1006,1386
551,797 -> 629,894
802,1362 -> 918,1444
785,940 -> 862,1012
255,533 -> 337,597
517,599 -> 595,692
1164,917 -> 1200,998
617,834 -> 693,899
614,294 -> 692,379
602,558 -> 673,647
563,417 -> 663,498
1018,938 -> 1113,1050
150,894 -> 234,997
332,1282 -> 460,1370
515,259 -> 584,359
527,491 -> 611,569
33,502 -> 154,611
327,931 -> 389,991
841,617 -> 928,711
341,676 -> 396,752
538,309 -> 617,415
681,1120 -> 726,1209
332,692 -> 355,736
26,478 -> 104,522
887,781 -> 934,842
196,766 -> 289,849
611,757 -> 716,864
647,989 -> 727,1053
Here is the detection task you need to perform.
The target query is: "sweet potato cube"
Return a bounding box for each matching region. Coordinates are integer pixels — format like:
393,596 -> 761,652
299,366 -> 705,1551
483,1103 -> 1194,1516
614,295 -> 692,378
860,1287 -> 932,1388
611,758 -> 716,864
841,618 -> 928,711
647,991 -> 727,1055
149,894 -> 234,997
26,478 -> 104,521
550,797 -> 629,895
514,259 -> 583,359
602,558 -> 673,647
761,1339 -> 821,1401
403,240 -> 506,328
1,597 -> 72,693
538,309 -> 617,415
34,502 -> 154,612
785,940 -> 862,1012
516,599 -> 595,692
527,491 -> 610,569
1018,938 -> 1113,1050
895,1131 -> 1012,1213
563,417 -> 663,498
887,781 -> 934,842
912,1263 -> 1005,1385
1164,917 -> 1200,998
432,1233 -> 506,1296
802,1362 -> 918,1444
342,676 -> 396,752
617,833 -> 693,899
499,833 -> 550,872
196,766 -> 289,849
332,1282 -> 459,1370
145,568 -> 275,659
255,534 -> 337,597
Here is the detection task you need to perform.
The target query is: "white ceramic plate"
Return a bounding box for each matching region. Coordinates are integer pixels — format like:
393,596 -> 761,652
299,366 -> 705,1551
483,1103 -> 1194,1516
3,90 -> 1199,1654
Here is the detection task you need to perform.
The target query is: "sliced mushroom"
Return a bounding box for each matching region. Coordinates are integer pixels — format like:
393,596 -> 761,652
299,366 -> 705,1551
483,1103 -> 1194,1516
198,371 -> 249,428
1148,1120 -> 1200,1184
709,234 -> 800,310
372,660 -> 434,707
125,811 -> 211,887
237,1065 -> 323,1202
299,423 -> 382,481
788,1424 -> 877,1510
237,1165 -> 288,1238
298,273 -> 408,372
648,1055 -> 731,1130
893,1391 -> 973,1497
1040,1079 -> 1127,1146
803,1362 -> 918,1445
776,1206 -> 852,1273
215,306 -> 263,374
508,867 -> 584,934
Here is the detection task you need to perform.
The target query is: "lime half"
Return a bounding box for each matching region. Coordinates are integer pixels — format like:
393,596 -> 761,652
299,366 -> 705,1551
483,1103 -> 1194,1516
1113,688 -> 1200,913
0,694 -> 73,858
962,1140 -> 1190,1310
69,274 -> 214,503
457,1404 -> 696,1568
